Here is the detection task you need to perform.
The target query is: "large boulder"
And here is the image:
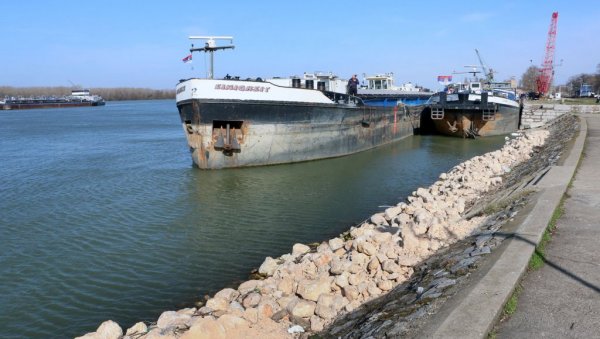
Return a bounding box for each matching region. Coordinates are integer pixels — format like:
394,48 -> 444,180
156,310 -> 192,329
214,288 -> 240,303
310,315 -> 325,332
382,259 -> 401,273
377,280 -> 394,291
367,257 -> 380,272
297,277 -> 332,302
125,322 -> 147,337
384,205 -> 403,220
277,276 -> 295,295
76,320 -> 123,339
257,301 -> 276,320
328,238 -> 345,251
289,299 -> 316,318
217,314 -> 250,331
292,243 -> 311,257
206,297 -> 229,311
258,257 -> 279,276
242,292 -> 261,308
181,317 -> 227,339
342,285 -> 360,301
334,274 -> 349,288
329,259 -> 349,275
370,213 -> 388,226
356,239 -> 377,256
237,280 -> 261,295
416,187 -> 434,203
315,294 -> 337,319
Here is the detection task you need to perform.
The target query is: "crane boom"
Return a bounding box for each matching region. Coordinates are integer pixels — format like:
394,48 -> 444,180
536,12 -> 558,96
475,49 -> 494,82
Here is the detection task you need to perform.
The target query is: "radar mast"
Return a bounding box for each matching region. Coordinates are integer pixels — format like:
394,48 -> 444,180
189,36 -> 235,79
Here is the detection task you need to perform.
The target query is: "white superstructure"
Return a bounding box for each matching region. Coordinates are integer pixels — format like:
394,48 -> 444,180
69,89 -> 103,102
176,78 -> 342,104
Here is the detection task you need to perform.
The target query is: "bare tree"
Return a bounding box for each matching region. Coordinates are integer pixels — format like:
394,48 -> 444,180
519,66 -> 540,92
565,73 -> 595,97
593,63 -> 600,93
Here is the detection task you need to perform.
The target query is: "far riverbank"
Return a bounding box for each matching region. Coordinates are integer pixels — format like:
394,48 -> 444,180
0,86 -> 174,101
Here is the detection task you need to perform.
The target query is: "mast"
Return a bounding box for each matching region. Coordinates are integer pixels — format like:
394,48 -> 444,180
189,36 -> 235,79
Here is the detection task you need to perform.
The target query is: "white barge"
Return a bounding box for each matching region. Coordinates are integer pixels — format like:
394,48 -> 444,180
175,36 -> 420,169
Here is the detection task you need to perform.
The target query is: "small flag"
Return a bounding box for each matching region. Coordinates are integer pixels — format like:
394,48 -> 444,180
182,54 -> 192,63
437,75 -> 452,83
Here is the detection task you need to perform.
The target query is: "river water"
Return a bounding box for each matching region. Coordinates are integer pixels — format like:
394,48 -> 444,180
0,100 -> 505,338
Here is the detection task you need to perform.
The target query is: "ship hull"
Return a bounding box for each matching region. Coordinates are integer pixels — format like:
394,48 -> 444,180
424,93 -> 521,137
177,98 -> 420,169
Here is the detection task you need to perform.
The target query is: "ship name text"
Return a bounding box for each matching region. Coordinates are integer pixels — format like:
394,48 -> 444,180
215,84 -> 271,92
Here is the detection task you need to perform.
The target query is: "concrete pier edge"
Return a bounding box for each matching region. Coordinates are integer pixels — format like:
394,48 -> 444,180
423,115 -> 588,339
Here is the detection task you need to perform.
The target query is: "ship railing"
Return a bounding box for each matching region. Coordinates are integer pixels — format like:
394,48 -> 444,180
322,91 -> 364,106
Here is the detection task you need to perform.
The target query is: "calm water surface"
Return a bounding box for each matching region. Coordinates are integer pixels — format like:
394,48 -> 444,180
0,100 -> 505,338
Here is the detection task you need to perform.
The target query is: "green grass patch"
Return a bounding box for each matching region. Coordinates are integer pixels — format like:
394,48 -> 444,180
503,284 -> 522,316
489,283 -> 524,337
528,137 -> 582,272
535,97 -> 599,105
528,196 -> 565,270
528,251 -> 545,270
561,97 -> 599,105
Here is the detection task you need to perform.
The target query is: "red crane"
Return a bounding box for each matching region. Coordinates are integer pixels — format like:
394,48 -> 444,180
536,12 -> 559,96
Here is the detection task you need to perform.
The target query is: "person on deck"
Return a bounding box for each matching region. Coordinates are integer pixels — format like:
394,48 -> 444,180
347,74 -> 359,96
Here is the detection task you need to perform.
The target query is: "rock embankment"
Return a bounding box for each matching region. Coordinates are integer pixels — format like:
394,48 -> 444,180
78,127 -> 553,339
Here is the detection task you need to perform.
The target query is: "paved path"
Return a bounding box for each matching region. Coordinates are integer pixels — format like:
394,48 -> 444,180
497,115 -> 600,338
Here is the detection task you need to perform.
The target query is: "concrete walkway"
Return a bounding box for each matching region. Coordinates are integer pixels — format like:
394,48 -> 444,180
415,114 -> 594,338
496,115 -> 600,338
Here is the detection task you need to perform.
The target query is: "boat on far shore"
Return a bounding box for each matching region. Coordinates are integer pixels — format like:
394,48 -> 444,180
1,89 -> 105,110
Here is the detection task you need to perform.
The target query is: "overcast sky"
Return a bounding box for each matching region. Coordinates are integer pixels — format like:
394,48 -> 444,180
1,1 -> 598,90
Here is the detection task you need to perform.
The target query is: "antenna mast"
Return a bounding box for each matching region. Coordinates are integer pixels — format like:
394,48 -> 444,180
189,35 -> 234,79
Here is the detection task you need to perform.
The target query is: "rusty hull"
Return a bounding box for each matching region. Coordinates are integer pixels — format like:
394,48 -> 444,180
178,100 -> 421,169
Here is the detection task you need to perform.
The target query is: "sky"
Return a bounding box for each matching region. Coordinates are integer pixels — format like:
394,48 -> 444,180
1,1 -> 599,90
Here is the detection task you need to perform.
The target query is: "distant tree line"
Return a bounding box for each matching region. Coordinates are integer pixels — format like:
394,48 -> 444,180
520,63 -> 600,96
562,64 -> 600,96
0,86 -> 175,101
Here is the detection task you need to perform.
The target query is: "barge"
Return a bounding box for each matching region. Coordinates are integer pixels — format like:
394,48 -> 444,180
1,89 -> 105,110
423,53 -> 521,138
175,36 -> 420,169
423,82 -> 521,138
